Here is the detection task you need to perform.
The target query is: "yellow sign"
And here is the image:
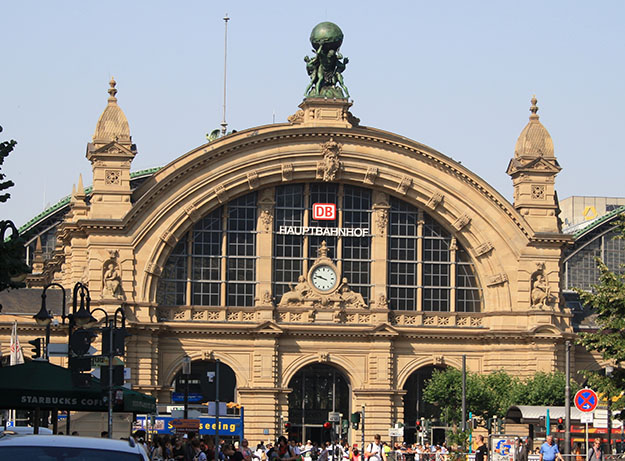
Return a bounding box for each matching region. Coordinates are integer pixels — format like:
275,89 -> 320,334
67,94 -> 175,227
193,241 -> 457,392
583,206 -> 597,221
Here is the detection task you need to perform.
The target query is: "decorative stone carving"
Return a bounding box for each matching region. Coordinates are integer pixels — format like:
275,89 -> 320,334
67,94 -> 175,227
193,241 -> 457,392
475,241 -> 494,257
316,138 -> 341,182
487,273 -> 508,287
426,192 -> 444,210
434,355 -> 444,365
173,309 -> 186,320
376,293 -> 389,309
214,184 -> 228,203
452,214 -> 471,231
192,310 -> 205,321
363,167 -> 379,185
260,208 -> 273,233
145,263 -> 162,276
450,237 -> 458,252
531,184 -> 546,200
282,163 -> 293,181
258,188 -> 275,233
530,262 -> 555,309
243,312 -> 256,322
102,250 -> 124,300
203,350 -> 215,360
105,169 -> 121,185
457,316 -> 469,327
376,208 -> 388,237
255,290 -> 274,306
247,170 -> 260,189
160,230 -> 177,248
346,111 -> 360,127
318,352 -> 330,362
396,176 -> 412,195
338,278 -> 366,308
287,110 -> 304,124
184,204 -> 201,222
207,311 -> 219,321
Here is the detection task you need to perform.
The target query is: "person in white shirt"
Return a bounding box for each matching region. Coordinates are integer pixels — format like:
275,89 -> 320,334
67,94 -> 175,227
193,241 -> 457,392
364,435 -> 385,461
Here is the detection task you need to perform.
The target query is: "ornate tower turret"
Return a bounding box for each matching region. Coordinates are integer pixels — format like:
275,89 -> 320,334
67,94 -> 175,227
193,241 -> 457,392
507,96 -> 562,233
86,78 -> 137,219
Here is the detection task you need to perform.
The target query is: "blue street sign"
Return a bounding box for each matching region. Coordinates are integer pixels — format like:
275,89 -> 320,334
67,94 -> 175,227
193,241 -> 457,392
171,392 -> 203,403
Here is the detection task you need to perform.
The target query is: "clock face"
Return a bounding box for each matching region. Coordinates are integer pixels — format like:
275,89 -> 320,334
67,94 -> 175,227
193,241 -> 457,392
311,265 -> 338,292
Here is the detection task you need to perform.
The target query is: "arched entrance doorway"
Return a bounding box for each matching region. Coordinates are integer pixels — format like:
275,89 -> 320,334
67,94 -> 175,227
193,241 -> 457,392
171,360 -> 237,405
403,365 -> 445,443
288,363 -> 350,444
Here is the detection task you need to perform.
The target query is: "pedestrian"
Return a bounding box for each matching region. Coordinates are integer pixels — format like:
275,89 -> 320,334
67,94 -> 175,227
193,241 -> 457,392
573,443 -> 583,461
193,438 -> 208,461
587,439 -> 603,461
514,439 -> 527,461
475,435 -> 488,461
240,439 -> 254,461
173,437 -> 186,461
539,435 -> 564,461
185,433 -> 197,461
364,435 -> 386,461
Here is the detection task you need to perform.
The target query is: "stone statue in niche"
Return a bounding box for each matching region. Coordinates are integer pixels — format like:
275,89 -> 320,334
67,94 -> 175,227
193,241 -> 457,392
530,263 -> 554,309
102,250 -> 124,300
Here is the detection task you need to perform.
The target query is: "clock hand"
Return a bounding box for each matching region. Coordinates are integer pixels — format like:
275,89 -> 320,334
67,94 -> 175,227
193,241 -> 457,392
314,275 -> 327,281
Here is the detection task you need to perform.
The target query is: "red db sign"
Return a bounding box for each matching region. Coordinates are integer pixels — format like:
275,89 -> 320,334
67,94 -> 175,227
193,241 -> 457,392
313,203 -> 336,220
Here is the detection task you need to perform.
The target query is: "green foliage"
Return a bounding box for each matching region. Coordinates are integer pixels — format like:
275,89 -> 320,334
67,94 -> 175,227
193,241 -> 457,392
0,126 -> 17,203
423,368 -> 576,425
0,125 -> 30,291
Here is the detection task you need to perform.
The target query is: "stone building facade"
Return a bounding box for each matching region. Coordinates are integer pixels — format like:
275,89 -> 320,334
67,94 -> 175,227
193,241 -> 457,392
1,77 -> 585,442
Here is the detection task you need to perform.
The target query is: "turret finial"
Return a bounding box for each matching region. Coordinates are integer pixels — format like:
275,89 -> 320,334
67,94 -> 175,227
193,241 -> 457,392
108,77 -> 118,102
530,95 -> 539,120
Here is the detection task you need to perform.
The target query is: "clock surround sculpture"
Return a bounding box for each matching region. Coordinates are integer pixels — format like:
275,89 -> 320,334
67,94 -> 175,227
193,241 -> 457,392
278,241 -> 366,309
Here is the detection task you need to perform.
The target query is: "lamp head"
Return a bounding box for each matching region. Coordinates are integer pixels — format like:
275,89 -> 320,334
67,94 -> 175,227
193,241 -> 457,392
33,304 -> 53,326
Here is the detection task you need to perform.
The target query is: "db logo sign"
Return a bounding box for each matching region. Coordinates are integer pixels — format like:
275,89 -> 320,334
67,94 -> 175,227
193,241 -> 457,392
313,203 -> 336,220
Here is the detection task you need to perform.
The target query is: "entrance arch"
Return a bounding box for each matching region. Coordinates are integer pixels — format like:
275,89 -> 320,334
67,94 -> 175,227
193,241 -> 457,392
288,363 -> 350,444
171,360 -> 237,405
402,365 -> 446,443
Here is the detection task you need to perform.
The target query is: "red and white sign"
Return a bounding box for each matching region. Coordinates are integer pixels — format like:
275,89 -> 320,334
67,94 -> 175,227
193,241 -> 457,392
313,203 -> 336,220
574,388 -> 599,412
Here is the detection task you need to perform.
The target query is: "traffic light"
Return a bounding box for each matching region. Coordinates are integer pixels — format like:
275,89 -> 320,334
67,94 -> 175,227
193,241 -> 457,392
416,420 -> 422,431
497,418 -> 504,434
351,411 -> 361,429
557,417 -> 564,431
323,421 -> 332,429
102,326 -> 130,356
341,419 -> 349,434
487,418 -> 493,431
472,417 -> 479,430
69,328 -> 96,356
28,338 -> 42,359
284,422 -> 291,433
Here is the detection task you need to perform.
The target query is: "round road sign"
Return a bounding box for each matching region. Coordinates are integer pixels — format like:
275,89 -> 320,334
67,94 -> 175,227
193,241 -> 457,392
574,388 -> 598,412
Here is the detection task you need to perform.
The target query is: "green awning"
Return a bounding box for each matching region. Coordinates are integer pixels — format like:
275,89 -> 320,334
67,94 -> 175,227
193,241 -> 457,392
0,361 -> 155,413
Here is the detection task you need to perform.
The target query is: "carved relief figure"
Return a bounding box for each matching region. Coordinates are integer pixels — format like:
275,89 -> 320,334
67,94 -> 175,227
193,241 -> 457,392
279,276 -> 312,306
102,250 -> 124,300
102,261 -> 123,299
530,264 -> 554,309
319,138 -> 341,182
338,278 -> 366,308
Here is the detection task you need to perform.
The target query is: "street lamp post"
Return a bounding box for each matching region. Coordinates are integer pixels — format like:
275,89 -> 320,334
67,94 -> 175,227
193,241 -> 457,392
182,355 -> 191,419
89,306 -> 126,439
33,283 -> 66,360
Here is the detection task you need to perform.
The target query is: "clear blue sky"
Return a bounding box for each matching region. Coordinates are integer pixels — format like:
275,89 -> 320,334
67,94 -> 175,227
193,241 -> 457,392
1,1 -> 624,228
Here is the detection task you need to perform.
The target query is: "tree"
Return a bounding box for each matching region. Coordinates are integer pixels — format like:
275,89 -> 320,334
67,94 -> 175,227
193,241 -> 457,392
423,368 -> 576,425
0,125 -> 30,291
576,224 -> 625,402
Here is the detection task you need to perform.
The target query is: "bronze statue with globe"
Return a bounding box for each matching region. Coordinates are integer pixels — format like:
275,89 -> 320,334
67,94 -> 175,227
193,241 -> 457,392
304,22 -> 350,99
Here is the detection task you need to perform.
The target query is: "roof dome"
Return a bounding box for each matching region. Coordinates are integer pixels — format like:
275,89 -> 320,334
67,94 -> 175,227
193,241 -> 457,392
514,96 -> 554,159
92,77 -> 131,144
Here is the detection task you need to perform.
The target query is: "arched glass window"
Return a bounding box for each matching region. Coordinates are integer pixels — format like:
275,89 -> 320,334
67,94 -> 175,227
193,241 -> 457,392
273,183 -> 372,302
157,192 -> 257,307
388,197 -> 481,312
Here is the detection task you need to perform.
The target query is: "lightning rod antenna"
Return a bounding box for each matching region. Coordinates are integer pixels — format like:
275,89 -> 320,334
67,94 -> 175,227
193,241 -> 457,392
221,14 -> 230,136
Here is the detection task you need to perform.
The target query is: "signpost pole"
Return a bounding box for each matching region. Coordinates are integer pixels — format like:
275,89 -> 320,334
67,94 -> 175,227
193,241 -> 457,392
585,422 -> 588,456
361,405 -> 365,452
215,359 -> 220,461
462,355 -> 467,432
107,321 -> 114,439
565,341 -> 571,455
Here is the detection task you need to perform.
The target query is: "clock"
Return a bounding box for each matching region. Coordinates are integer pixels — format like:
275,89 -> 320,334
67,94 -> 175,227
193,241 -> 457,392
310,264 -> 338,292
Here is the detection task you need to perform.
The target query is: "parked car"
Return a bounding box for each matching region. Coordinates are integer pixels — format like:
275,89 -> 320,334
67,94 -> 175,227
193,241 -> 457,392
1,426 -> 53,435
0,433 -> 149,460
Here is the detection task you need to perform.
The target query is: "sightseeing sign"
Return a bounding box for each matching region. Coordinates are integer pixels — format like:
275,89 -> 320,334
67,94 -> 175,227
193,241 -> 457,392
575,388 -> 599,412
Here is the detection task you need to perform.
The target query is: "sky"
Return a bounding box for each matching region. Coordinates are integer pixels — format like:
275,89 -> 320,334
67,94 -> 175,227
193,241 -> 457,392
1,1 -> 624,228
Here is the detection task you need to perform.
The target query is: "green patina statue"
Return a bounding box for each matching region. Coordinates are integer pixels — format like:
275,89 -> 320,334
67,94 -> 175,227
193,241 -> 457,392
304,22 -> 350,99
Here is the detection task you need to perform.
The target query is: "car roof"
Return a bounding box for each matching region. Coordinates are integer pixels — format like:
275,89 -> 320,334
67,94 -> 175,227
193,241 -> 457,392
0,434 -> 143,454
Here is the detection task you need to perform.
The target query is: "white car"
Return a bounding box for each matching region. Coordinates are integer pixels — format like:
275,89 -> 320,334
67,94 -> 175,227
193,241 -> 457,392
0,433 -> 149,460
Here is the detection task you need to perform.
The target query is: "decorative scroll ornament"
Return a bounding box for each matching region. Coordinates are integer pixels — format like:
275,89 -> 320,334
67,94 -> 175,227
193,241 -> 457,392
426,192 -> 443,210
247,170 -> 260,189
396,176 -> 412,195
363,167 -> 379,185
102,250 -> 124,300
317,138 -> 342,182
487,273 -> 508,287
452,214 -> 471,231
282,163 -> 293,181
288,110 -> 304,124
475,241 -> 494,257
